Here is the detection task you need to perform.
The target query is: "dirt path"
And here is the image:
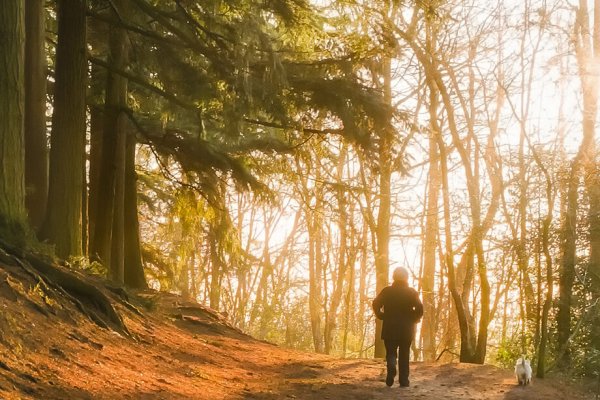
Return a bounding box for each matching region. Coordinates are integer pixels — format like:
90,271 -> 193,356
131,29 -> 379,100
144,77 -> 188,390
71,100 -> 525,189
240,359 -> 595,400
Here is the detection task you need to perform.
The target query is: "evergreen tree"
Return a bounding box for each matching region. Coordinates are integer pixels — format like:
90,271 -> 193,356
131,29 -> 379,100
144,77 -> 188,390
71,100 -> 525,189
0,0 -> 26,240
42,0 -> 88,258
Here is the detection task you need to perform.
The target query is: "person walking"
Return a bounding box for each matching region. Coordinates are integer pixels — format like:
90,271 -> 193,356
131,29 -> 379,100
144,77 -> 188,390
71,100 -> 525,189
372,267 -> 423,388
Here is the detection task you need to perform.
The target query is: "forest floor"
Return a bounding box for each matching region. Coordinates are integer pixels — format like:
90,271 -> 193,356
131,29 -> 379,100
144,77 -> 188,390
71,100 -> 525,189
0,253 -> 596,399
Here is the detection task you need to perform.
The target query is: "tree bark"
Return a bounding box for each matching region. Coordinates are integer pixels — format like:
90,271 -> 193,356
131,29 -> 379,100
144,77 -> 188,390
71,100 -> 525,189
557,160 -> 579,369
208,229 -> 221,309
87,64 -> 105,257
109,118 -> 126,283
123,134 -> 147,288
90,0 -> 129,272
324,145 -> 349,354
422,79 -> 442,362
536,205 -> 554,377
208,184 -> 227,310
306,155 -> 325,353
358,222 -> 368,357
435,106 -> 473,363
0,0 -> 26,238
42,0 -> 87,259
374,55 -> 393,359
24,0 -> 47,231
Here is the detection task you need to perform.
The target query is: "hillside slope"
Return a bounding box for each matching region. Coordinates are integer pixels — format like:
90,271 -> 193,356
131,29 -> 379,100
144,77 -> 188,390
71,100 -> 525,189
0,248 -> 595,400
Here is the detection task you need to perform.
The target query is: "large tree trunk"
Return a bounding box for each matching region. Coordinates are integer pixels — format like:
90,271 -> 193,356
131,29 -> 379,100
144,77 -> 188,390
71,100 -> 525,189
90,1 -> 129,273
0,0 -> 26,238
41,0 -> 87,259
24,0 -> 47,231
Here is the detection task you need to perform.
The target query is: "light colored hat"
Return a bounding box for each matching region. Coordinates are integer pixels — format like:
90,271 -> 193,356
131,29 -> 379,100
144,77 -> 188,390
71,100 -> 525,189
392,267 -> 409,282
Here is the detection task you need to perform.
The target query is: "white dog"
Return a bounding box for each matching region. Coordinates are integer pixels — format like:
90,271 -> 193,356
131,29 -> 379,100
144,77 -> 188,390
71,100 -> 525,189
514,357 -> 532,385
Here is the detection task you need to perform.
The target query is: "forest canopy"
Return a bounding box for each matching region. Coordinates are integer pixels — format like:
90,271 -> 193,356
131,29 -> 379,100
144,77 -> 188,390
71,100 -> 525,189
0,0 -> 599,380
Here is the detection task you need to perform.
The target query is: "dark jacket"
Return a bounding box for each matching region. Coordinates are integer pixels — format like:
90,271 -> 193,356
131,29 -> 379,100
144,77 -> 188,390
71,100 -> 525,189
372,281 -> 424,341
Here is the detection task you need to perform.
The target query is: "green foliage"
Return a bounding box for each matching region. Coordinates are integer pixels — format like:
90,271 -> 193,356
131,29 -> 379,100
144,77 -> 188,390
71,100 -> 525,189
494,338 -> 524,369
88,0 -> 392,201
567,274 -> 600,378
68,256 -> 107,277
254,297 -> 315,351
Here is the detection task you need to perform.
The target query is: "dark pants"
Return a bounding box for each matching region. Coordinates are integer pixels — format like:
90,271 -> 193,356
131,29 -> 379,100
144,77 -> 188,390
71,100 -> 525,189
384,338 -> 412,385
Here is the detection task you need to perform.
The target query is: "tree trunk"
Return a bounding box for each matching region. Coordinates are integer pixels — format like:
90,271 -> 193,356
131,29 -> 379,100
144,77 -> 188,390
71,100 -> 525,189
0,0 -> 26,239
42,0 -> 87,259
87,63 -> 105,257
517,117 -> 535,325
358,222 -> 368,357
208,207 -> 226,312
109,120 -> 126,283
557,160 -> 578,369
324,145 -> 349,354
534,59 -> 562,377
24,0 -> 47,231
208,184 -> 227,310
555,1 -> 600,369
374,55 -> 393,359
90,1 -> 129,270
208,230 -> 221,310
342,212 -> 356,358
123,134 -> 146,288
436,119 -> 474,361
307,159 -> 325,353
537,213 -> 553,377
422,84 -> 442,362
257,215 -> 273,337
248,212 -> 270,327
435,112 -> 474,363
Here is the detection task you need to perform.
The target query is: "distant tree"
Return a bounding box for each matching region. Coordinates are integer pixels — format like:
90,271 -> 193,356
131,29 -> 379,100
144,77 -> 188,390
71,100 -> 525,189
123,134 -> 147,288
324,144 -> 351,354
422,70 -> 442,362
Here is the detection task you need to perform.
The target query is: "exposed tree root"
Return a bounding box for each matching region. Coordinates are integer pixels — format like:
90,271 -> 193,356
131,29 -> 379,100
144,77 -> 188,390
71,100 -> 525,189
105,285 -> 144,317
0,241 -> 130,336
